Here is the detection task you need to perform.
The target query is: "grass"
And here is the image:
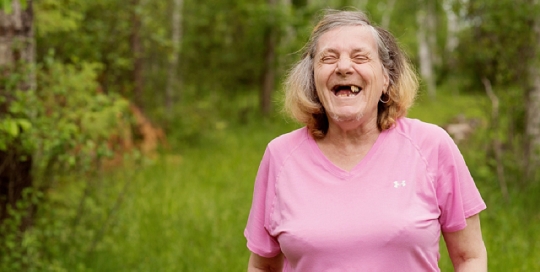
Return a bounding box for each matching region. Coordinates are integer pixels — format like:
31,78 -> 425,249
10,91 -> 540,271
79,117 -> 299,271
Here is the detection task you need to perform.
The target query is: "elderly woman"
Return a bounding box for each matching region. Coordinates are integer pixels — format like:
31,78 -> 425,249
245,10 -> 487,271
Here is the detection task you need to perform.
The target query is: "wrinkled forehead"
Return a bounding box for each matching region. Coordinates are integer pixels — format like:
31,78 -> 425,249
314,25 -> 379,56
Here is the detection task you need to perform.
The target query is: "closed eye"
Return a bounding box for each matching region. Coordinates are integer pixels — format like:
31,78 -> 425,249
352,55 -> 369,63
321,55 -> 338,64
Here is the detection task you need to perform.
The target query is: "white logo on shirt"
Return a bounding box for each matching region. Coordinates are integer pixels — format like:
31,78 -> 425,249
394,180 -> 406,188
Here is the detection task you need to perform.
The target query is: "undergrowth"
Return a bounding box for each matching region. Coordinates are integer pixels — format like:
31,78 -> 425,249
2,89 -> 539,271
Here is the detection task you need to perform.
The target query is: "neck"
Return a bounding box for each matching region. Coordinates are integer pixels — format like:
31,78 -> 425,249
323,114 -> 380,146
315,115 -> 381,171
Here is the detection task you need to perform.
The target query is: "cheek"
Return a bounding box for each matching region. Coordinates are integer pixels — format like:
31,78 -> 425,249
313,67 -> 325,85
364,64 -> 386,92
313,69 -> 330,96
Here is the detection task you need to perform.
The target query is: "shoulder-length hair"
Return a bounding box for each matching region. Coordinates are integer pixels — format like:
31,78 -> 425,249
283,9 -> 419,139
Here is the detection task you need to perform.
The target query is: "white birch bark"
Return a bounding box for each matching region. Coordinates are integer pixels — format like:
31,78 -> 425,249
0,0 -> 34,90
526,7 -> 540,176
443,0 -> 459,53
0,0 -> 34,227
165,0 -> 184,114
426,1 -> 440,68
261,0 -> 278,116
416,9 -> 436,98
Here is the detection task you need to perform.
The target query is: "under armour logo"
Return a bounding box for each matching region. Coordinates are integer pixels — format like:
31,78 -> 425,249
394,180 -> 406,188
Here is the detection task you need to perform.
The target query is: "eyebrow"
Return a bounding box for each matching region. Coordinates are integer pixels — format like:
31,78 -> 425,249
319,47 -> 372,56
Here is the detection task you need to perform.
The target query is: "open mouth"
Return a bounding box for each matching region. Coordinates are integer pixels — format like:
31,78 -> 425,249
332,85 -> 362,97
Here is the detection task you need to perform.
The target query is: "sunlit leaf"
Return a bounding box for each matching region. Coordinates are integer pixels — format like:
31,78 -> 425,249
16,118 -> 32,131
7,119 -> 19,137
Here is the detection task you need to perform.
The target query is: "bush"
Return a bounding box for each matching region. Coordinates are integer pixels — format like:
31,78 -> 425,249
0,56 -> 130,271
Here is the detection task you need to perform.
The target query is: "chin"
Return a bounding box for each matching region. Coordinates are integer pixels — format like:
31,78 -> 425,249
329,112 -> 364,122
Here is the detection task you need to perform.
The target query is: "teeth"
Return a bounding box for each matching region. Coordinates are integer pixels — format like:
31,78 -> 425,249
351,86 -> 359,93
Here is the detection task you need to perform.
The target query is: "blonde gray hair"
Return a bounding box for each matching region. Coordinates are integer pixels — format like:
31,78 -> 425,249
284,10 -> 418,139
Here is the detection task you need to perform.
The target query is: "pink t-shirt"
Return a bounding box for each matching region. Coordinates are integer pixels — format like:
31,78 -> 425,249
244,118 -> 486,271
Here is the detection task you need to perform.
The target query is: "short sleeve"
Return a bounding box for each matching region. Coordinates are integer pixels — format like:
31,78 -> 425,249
244,147 -> 281,257
436,131 -> 486,232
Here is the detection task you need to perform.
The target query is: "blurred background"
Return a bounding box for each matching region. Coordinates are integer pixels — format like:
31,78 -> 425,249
1,0 -> 539,271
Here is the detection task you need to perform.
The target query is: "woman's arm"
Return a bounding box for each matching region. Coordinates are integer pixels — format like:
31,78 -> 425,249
442,214 -> 487,272
247,252 -> 284,272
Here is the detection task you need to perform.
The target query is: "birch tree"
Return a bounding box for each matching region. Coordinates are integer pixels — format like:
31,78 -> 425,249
261,0 -> 278,116
526,3 -> 540,177
0,0 -> 34,224
131,0 -> 144,109
416,6 -> 436,98
165,0 -> 183,115
443,0 -> 459,54
0,0 -> 34,91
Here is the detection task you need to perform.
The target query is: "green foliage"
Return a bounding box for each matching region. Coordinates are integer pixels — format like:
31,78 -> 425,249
0,56 -> 130,270
0,57 -> 129,181
0,0 -> 27,14
0,189 -> 44,272
34,0 -> 136,95
456,0 -> 539,88
6,116 -> 536,271
0,171 -> 135,272
34,0 -> 85,36
2,0 -> 540,270
33,57 -> 129,175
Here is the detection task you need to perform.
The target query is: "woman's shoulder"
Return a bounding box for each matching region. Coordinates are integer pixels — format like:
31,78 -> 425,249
261,127 -> 311,164
267,126 -> 310,150
394,117 -> 453,147
396,117 -> 449,138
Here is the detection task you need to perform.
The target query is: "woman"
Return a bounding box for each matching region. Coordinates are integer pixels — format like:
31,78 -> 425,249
245,10 -> 487,271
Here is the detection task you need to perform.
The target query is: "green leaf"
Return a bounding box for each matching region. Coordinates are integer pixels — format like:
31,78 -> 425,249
1,0 -> 13,14
6,119 -> 19,137
16,118 -> 32,131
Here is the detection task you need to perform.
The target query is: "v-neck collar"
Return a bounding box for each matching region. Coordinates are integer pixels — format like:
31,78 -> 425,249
307,127 -> 390,180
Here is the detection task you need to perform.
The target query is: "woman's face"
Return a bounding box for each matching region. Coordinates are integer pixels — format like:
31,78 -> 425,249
313,25 -> 389,125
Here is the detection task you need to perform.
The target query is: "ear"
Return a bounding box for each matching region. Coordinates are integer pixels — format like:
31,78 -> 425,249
383,70 -> 390,93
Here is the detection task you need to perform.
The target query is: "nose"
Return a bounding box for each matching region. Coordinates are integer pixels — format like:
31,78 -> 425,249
335,57 -> 354,76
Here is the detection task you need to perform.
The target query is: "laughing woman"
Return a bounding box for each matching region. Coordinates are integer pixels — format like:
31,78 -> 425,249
245,9 -> 487,272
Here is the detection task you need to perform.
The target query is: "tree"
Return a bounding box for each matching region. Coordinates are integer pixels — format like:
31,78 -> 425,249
165,0 -> 184,115
416,0 -> 437,98
260,0 -> 278,116
454,0 -> 540,186
131,0 -> 144,109
0,0 -> 34,225
525,3 -> 540,178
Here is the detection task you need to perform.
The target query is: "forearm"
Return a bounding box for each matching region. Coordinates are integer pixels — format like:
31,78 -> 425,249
452,243 -> 487,272
248,264 -> 281,272
456,252 -> 487,271
247,252 -> 283,272
444,214 -> 487,272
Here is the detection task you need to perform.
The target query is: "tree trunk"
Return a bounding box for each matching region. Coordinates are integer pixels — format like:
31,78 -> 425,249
443,0 -> 459,54
0,0 -> 34,226
416,6 -> 436,99
525,9 -> 540,179
165,0 -> 184,115
260,0 -> 278,116
130,0 -> 144,110
0,0 -> 34,91
426,1 -> 440,68
442,0 -> 459,78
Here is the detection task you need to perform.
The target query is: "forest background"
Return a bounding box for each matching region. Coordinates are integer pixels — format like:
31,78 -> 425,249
1,0 -> 540,271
